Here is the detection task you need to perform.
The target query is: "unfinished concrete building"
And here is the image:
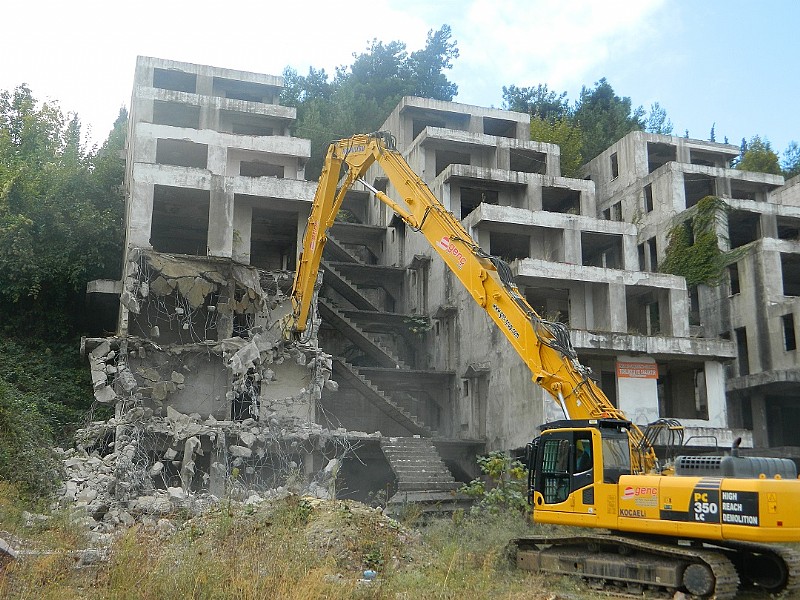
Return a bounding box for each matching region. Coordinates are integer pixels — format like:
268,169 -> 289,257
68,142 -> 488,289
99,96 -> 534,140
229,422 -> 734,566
82,57 -> 796,522
582,132 -> 799,454
327,98 -> 738,458
79,57 -> 404,522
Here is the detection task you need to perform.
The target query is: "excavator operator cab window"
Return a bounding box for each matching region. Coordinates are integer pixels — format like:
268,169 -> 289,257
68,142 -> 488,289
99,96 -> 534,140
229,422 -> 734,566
536,431 -> 596,504
575,437 -> 593,473
601,433 -> 632,483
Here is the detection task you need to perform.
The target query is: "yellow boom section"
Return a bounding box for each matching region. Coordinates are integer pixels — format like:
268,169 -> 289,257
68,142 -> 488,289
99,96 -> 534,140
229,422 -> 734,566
287,133 -> 656,473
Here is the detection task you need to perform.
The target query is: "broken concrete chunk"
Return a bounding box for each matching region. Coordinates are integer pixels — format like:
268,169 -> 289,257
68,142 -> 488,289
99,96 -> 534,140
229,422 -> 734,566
149,462 -> 164,477
228,445 -> 252,458
239,432 -> 256,447
152,381 -> 169,402
170,371 -> 185,385
139,367 -> 161,383
118,368 -> 138,392
163,448 -> 178,461
90,341 -> 111,359
148,275 -> 174,297
94,385 -> 117,404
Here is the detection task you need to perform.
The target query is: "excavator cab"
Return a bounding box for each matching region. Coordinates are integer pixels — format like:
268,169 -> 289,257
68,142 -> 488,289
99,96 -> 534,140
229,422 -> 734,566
526,419 -> 635,508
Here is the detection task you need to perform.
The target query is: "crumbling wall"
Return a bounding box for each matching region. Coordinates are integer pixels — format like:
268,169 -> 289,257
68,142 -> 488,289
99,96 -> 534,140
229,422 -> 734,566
71,249 -> 383,536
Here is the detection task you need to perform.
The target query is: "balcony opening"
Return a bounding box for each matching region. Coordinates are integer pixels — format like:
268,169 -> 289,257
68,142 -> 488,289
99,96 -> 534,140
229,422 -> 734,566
610,152 -> 619,180
777,216 -> 800,241
412,118 -> 446,140
490,230 -> 529,262
459,186 -> 499,220
248,203 -> 299,270
626,288 -> 662,335
647,142 -> 676,173
688,286 -> 700,326
729,263 -> 740,295
638,243 -> 646,270
239,161 -> 284,178
690,149 -> 726,168
542,186 -> 581,214
765,397 -> 800,447
435,150 -> 470,176
151,185 -> 209,256
781,253 -> 800,296
581,232 -> 623,269
783,313 -> 797,351
483,117 -> 517,139
683,173 -> 716,208
661,364 -> 709,420
648,238 -> 658,271
643,184 -> 654,212
152,100 -> 201,129
153,68 -> 196,93
610,202 -> 622,221
731,180 -> 766,202
219,110 -> 276,136
735,327 -> 749,376
510,148 -> 547,174
155,139 -> 208,169
524,286 -> 569,325
213,77 -> 277,104
728,210 -> 760,248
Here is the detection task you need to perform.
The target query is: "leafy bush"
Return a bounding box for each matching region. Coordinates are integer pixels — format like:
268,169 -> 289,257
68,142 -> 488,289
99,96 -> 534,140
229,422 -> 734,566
0,376 -> 61,497
460,451 -> 530,516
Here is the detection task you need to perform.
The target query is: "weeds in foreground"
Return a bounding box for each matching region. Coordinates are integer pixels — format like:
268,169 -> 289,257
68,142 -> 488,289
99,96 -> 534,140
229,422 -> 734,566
0,484 -> 588,600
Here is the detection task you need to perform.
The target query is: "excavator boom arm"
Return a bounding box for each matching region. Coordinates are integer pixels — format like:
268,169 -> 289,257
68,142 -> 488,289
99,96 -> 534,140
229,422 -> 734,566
288,133 -> 655,472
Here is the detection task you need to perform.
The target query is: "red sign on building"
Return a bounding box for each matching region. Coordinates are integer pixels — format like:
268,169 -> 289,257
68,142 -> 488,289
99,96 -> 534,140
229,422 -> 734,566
616,361 -> 658,379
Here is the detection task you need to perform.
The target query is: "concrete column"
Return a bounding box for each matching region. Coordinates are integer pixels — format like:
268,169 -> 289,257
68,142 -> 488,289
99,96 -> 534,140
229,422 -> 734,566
569,284 -> 587,330
127,182 -> 155,249
760,213 -> 778,239
703,361 -> 727,427
716,206 -> 730,252
496,147 -> 510,171
608,283 -> 627,333
563,229 -> 581,265
717,177 -> 732,198
474,227 -> 491,253
622,236 -> 639,271
546,150 -> 560,177
196,74 -> 213,97
750,394 -> 769,447
441,181 -> 455,215
207,145 -> 227,176
207,176 -> 233,258
232,201 -> 253,264
666,288 -> 689,337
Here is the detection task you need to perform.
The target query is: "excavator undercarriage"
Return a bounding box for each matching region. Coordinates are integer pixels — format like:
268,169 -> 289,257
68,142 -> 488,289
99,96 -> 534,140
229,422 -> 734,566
514,533 -> 800,599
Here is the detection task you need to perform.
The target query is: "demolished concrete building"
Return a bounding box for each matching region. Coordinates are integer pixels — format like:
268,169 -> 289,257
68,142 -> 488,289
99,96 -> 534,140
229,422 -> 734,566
82,58 -> 798,522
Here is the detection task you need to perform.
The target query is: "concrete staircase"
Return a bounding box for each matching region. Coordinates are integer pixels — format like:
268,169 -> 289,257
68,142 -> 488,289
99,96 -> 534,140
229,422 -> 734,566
333,359 -> 432,437
322,230 -> 467,509
381,437 -> 469,514
319,299 -> 407,369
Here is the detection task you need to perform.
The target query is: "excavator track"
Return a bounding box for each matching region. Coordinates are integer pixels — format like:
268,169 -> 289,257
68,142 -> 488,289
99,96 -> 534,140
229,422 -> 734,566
513,533 -> 740,599
717,541 -> 800,595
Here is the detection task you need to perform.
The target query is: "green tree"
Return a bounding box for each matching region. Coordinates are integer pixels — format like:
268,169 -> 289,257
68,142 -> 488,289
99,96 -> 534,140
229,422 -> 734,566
782,141 -> 800,179
574,78 -> 644,161
644,102 -> 673,135
501,83 -> 569,121
736,135 -> 781,175
284,26 -> 459,180
0,86 -> 125,337
529,116 -> 583,177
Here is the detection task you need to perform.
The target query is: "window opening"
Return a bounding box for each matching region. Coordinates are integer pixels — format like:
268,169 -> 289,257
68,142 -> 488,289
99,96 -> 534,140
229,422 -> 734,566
783,314 -> 797,351
610,153 -> 619,180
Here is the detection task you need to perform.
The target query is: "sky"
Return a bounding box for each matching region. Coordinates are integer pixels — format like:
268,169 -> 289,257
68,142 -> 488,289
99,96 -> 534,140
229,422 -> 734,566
1,0 -> 797,158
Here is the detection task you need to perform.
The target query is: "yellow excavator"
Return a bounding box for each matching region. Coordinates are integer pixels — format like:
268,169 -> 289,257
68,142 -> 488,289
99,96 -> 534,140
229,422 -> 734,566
285,132 -> 800,599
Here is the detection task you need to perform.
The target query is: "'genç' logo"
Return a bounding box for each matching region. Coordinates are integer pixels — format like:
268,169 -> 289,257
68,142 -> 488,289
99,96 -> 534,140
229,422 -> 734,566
622,486 -> 635,500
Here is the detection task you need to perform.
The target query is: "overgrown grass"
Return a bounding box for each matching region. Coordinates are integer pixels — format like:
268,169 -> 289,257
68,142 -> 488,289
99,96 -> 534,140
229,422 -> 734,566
0,488 -> 591,599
